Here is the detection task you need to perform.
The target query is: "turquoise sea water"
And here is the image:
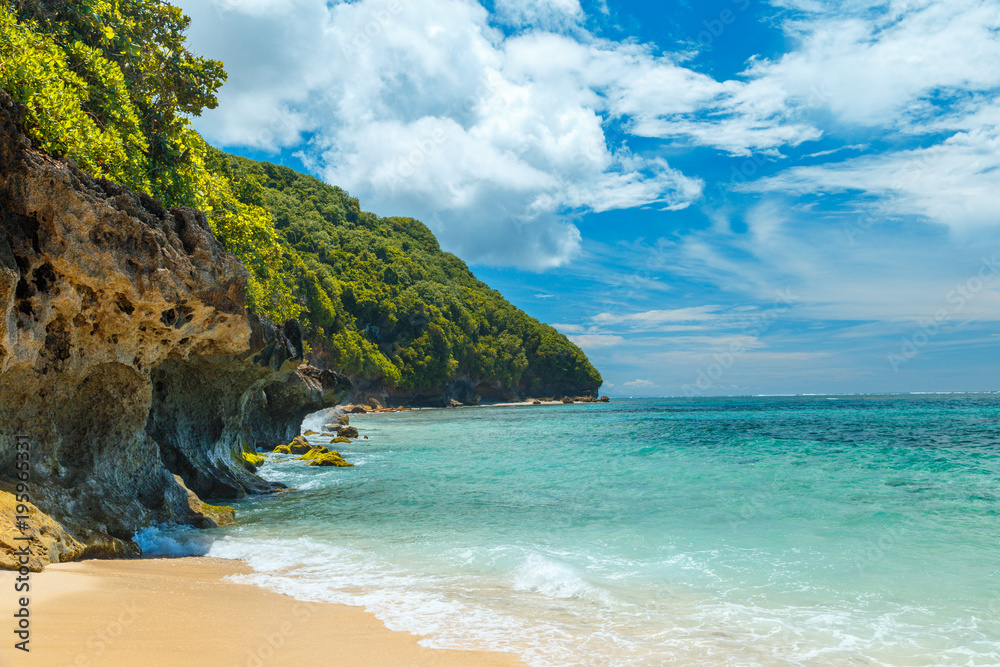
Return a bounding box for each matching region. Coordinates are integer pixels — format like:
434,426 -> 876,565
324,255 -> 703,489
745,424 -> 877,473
144,395 -> 1000,665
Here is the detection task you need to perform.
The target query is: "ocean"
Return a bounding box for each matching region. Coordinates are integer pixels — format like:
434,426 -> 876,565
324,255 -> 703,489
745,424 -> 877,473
139,395 -> 1000,666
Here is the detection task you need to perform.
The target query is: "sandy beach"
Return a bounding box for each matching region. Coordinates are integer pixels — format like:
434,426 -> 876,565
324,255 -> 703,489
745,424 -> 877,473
0,557 -> 524,667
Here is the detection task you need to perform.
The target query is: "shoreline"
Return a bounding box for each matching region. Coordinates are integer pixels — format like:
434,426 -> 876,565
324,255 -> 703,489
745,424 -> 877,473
0,557 -> 525,667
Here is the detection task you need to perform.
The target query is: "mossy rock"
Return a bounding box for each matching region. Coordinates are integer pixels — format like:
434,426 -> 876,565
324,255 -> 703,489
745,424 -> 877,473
338,426 -> 359,439
332,437 -> 351,444
295,447 -> 334,461
307,452 -> 353,467
273,444 -> 292,454
320,432 -> 336,437
337,415 -> 350,426
288,435 -> 312,454
303,430 -> 320,436
242,450 -> 266,467
201,502 -> 236,527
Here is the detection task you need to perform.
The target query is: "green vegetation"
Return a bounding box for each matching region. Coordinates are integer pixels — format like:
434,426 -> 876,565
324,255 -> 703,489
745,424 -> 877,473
0,0 -> 298,319
0,0 -> 601,397
213,151 -> 602,395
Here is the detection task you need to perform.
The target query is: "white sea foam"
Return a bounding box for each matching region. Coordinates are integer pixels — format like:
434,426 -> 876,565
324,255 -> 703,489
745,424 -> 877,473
187,398 -> 1000,666
300,407 -> 338,434
512,552 -> 612,603
134,524 -> 213,557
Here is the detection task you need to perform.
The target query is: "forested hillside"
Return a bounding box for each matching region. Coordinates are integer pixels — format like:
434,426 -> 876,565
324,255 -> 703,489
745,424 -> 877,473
214,152 -> 602,401
0,0 -> 601,403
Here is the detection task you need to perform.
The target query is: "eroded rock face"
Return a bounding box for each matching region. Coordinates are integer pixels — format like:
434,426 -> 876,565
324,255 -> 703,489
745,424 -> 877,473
0,92 -> 249,554
0,92 -> 351,566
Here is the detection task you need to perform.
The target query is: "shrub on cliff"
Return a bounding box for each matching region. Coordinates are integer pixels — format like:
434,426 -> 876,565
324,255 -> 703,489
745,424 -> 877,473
0,1 -> 299,321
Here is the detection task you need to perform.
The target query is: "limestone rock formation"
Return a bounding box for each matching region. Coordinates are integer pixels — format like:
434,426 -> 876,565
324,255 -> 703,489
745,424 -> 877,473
0,489 -> 86,571
0,92 -> 351,567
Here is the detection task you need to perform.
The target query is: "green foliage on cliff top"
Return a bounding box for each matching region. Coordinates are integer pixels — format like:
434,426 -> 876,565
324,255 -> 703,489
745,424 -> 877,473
0,1 -> 299,320
214,151 -> 603,395
0,0 -> 601,395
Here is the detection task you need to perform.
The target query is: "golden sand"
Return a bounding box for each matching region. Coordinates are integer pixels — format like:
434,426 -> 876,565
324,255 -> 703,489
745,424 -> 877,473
0,557 -> 524,667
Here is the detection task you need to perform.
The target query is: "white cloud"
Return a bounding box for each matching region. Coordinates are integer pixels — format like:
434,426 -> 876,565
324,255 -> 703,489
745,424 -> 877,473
178,0 -> 719,269
493,0 -> 584,30
746,0 -> 1000,128
622,378 -> 657,389
567,334 -> 625,349
744,123 -> 1000,236
592,305 -> 722,327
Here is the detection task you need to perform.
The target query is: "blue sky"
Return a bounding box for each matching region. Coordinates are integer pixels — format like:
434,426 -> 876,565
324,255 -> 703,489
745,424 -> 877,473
175,0 -> 1000,396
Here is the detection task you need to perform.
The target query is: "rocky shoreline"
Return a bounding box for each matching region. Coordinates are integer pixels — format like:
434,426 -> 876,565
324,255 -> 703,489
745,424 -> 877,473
0,90 -> 605,572
0,92 -> 350,569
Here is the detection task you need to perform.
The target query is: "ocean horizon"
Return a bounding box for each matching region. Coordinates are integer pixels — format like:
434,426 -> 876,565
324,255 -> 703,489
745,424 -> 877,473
141,394 -> 1000,666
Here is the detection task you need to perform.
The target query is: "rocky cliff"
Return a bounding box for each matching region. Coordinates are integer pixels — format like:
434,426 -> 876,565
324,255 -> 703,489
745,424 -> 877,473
0,92 -> 349,569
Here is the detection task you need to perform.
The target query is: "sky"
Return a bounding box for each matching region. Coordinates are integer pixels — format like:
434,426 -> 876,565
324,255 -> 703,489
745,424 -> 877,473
174,0 -> 1000,396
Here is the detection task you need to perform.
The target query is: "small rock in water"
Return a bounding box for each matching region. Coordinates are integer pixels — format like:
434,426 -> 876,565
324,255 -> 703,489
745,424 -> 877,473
288,436 -> 312,454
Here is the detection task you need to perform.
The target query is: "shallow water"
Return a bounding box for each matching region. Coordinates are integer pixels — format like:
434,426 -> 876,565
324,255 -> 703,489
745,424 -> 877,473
144,395 -> 1000,666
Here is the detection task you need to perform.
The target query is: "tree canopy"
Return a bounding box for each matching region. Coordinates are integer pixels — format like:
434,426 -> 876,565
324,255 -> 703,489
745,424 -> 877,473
216,152 -> 602,395
1,0 -> 298,319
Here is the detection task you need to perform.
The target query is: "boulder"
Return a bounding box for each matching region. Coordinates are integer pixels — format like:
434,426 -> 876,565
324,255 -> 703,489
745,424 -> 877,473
288,436 -> 312,455
303,430 -> 320,436
172,475 -> 235,528
368,398 -> 383,409
273,444 -> 292,455
332,437 -> 352,444
531,399 -> 542,405
337,426 -> 359,439
338,415 -> 351,426
349,405 -> 368,414
307,452 -> 353,467
295,447 -> 333,462
241,450 -> 266,472
561,397 -> 575,404
1,490 -> 86,571
600,396 -> 610,403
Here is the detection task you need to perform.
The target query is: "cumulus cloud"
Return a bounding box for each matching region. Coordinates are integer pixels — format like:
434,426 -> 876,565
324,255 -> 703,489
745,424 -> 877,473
178,0 -> 722,269
175,0 -> 1000,302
